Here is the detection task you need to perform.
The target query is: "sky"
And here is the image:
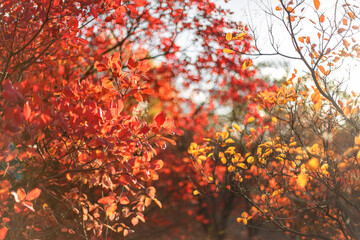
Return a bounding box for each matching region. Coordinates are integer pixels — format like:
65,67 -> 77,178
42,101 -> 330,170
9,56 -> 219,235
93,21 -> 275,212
220,0 -> 360,93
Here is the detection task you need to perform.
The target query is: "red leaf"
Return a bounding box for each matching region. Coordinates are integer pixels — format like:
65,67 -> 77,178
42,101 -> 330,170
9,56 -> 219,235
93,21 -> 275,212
95,61 -> 108,72
23,101 -> 31,121
90,8 -> 98,18
116,99 -> 124,114
0,227 -> 7,240
25,188 -> 41,201
155,111 -> 166,126
78,38 -> 89,45
98,196 -> 115,204
14,203 -> 23,213
134,0 -> 147,7
173,128 -> 184,136
127,58 -> 138,69
133,92 -> 143,102
141,88 -> 154,95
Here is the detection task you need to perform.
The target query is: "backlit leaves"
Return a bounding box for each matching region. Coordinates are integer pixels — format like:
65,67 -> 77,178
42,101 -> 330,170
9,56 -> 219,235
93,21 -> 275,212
313,0 -> 320,10
223,48 -> 235,54
226,32 -> 232,41
242,60 -> 252,71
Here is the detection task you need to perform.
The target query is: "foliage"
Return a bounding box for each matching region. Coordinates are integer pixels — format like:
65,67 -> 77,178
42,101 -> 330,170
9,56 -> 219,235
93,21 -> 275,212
2,0 -> 360,239
190,0 -> 360,239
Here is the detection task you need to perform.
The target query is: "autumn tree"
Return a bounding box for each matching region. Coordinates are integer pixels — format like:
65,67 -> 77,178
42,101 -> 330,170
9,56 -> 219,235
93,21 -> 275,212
190,0 -> 360,239
0,0 -> 263,239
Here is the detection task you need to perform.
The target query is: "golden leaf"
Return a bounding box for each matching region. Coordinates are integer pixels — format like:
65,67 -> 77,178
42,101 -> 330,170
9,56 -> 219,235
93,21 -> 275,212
297,172 -> 308,188
223,48 -> 234,54
226,32 -> 232,41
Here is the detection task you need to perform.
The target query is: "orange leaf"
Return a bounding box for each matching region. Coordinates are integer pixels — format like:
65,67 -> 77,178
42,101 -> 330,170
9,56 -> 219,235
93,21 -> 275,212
153,198 -> 162,208
119,196 -> 130,205
105,203 -> 117,217
275,6 -> 282,11
343,18 -> 348,25
319,14 -> 325,22
131,217 -> 139,226
226,32 -> 232,41
16,188 -> 26,202
313,0 -> 320,10
23,102 -> 31,121
348,11 -> 355,19
318,65 -> 326,75
98,196 -> 115,204
151,159 -> 164,170
25,188 -> 41,201
0,227 -> 8,240
355,135 -> 360,145
134,0 -> 147,7
146,186 -> 156,199
101,77 -> 114,89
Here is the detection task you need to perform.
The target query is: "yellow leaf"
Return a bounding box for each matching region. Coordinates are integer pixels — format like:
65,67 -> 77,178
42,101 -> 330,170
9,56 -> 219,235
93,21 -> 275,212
307,157 -> 319,170
228,165 -> 236,172
233,123 -> 242,132
226,32 -> 232,41
271,117 -> 277,124
247,117 -> 255,123
297,172 -> 308,188
355,136 -> 360,145
313,0 -> 320,10
225,138 -> 235,144
234,32 -> 246,40
193,190 -> 199,195
247,156 -> 254,164
242,60 -> 252,71
237,163 -> 248,169
223,48 -> 234,54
